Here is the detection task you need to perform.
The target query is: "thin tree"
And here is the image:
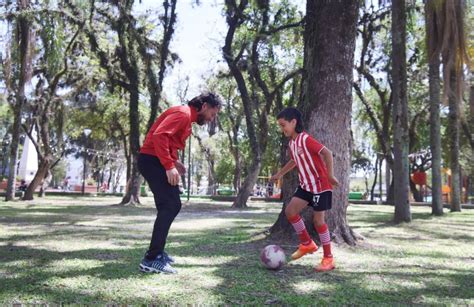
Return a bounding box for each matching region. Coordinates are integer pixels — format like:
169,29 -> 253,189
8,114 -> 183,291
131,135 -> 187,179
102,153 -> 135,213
391,0 -> 411,222
5,0 -> 33,201
426,0 -> 469,212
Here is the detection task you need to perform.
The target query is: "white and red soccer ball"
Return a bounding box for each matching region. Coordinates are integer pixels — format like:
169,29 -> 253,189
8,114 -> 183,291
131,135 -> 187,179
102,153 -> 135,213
260,245 -> 286,270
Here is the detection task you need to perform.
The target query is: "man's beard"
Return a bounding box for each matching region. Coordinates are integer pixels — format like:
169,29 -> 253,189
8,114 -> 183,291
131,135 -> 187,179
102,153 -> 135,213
197,113 -> 206,125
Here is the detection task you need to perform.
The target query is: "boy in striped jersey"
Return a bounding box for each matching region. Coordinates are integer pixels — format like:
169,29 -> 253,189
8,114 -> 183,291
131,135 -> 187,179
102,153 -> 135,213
271,107 -> 339,272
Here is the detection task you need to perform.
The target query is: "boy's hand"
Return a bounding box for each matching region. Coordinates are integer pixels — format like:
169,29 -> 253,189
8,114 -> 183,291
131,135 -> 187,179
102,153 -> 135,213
270,174 -> 281,183
329,175 -> 339,187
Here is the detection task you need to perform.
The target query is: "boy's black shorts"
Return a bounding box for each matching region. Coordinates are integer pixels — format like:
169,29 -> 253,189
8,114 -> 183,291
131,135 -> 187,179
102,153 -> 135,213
293,187 -> 332,211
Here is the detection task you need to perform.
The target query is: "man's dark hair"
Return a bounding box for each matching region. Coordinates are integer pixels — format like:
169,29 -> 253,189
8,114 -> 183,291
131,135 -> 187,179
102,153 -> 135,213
188,92 -> 222,111
277,107 -> 304,133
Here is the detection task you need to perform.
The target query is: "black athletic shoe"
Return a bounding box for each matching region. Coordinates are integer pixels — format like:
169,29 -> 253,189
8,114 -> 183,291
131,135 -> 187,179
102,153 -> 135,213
139,255 -> 177,274
163,251 -> 175,264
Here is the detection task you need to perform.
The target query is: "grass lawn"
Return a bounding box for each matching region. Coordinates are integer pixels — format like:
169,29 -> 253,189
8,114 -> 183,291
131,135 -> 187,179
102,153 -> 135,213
0,196 -> 473,305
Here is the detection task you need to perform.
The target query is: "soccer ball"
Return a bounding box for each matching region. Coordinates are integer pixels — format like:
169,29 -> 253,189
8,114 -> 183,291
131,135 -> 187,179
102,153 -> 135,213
260,245 -> 286,270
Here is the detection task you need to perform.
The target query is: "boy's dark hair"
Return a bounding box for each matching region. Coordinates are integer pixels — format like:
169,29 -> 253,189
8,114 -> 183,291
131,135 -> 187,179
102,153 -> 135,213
188,92 -> 222,111
277,107 -> 304,133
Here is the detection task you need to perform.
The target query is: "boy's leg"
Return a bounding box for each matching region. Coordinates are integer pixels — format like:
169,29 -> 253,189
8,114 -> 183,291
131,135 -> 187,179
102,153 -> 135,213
285,196 -> 311,245
313,211 -> 332,258
286,194 -> 318,260
311,191 -> 335,272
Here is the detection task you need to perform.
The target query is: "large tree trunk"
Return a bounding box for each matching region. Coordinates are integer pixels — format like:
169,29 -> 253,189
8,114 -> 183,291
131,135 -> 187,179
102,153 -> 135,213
447,71 -> 462,211
391,0 -> 411,223
271,0 -> 359,245
426,9 -> 444,215
6,0 -> 31,201
269,170 -> 299,239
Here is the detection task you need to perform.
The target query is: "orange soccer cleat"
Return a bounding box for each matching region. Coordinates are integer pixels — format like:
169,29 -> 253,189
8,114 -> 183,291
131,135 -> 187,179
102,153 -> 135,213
291,240 -> 318,260
315,257 -> 336,272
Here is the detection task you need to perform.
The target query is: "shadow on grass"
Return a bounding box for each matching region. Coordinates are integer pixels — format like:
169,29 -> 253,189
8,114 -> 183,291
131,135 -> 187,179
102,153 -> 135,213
1,201 -> 473,304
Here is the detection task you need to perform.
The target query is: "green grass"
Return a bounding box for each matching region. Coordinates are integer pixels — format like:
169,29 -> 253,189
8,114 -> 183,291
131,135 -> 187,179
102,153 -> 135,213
1,196 -> 473,305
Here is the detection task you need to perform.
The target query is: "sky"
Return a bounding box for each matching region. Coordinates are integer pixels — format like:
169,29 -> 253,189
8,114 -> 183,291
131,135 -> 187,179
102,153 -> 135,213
140,0 -> 229,104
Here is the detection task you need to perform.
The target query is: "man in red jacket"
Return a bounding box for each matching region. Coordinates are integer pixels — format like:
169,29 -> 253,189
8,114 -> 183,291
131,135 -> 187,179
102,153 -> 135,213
138,92 -> 221,274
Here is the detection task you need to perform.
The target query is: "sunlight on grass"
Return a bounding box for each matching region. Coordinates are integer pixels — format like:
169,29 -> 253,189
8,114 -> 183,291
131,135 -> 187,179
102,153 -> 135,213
1,196 -> 473,304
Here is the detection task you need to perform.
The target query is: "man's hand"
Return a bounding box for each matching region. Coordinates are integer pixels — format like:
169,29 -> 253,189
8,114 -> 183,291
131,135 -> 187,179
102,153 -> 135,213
175,160 -> 186,176
166,168 -> 180,186
328,175 -> 339,187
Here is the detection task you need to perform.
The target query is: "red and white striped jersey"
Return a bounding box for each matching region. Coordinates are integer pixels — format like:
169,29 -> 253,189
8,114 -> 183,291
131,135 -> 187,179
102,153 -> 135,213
289,131 -> 332,194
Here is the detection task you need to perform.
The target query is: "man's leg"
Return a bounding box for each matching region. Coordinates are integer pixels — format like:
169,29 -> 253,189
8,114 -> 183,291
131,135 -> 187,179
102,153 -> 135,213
145,184 -> 181,260
138,154 -> 181,273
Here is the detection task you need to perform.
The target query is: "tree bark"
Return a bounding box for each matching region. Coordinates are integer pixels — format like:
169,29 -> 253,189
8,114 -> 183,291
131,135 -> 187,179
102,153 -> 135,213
447,71 -> 462,211
117,2 -> 142,206
370,155 -> 379,201
427,30 -> 443,214
38,169 -> 52,197
119,86 -> 142,206
6,0 -> 32,201
391,0 -> 411,222
23,159 -> 50,200
271,0 -> 359,245
233,159 -> 261,207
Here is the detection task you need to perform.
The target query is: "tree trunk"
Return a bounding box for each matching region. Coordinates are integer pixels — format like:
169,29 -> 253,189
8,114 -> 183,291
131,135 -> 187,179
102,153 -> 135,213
119,86 -> 141,206
379,157 -> 383,202
269,170 -> 299,239
117,2 -> 142,206
391,0 -> 411,223
6,103 -> 21,201
232,151 -> 241,193
207,161 -> 216,195
6,0 -> 31,201
179,150 -> 186,190
370,155 -> 379,201
232,159 -> 260,209
448,71 -> 462,211
271,0 -> 359,245
269,139 -> 300,239
23,159 -> 50,200
427,41 -> 443,215
39,170 -> 52,197
385,161 -> 393,203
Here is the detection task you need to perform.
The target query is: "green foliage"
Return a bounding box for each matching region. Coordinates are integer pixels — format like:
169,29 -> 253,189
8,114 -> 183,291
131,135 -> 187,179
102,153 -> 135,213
215,155 -> 235,185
